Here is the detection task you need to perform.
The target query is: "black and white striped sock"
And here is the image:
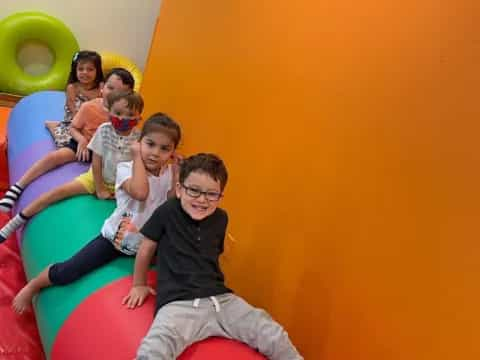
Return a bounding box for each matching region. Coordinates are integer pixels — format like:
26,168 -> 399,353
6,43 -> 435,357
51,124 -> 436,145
0,212 -> 29,244
0,183 -> 24,213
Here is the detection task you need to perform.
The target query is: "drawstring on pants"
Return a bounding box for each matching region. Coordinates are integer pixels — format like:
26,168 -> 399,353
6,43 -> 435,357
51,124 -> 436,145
192,296 -> 221,312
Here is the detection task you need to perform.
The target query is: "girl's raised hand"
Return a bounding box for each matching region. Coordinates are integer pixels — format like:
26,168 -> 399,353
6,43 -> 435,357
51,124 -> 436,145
168,152 -> 183,198
171,152 -> 183,176
122,285 -> 157,309
171,152 -> 184,165
130,141 -> 141,158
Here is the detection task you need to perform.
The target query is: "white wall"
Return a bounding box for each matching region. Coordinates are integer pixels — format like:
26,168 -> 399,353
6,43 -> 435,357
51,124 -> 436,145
0,0 -> 162,71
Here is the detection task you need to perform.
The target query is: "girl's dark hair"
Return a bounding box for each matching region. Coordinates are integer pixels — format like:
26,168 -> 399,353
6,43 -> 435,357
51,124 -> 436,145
67,50 -> 103,87
140,113 -> 182,148
106,91 -> 144,114
179,153 -> 228,191
104,68 -> 135,90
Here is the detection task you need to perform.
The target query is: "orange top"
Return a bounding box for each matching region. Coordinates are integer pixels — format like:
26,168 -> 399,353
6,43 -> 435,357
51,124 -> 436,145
70,98 -> 109,142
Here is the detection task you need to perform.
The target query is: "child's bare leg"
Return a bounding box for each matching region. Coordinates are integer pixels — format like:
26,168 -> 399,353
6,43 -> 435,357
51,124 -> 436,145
0,180 -> 87,243
12,266 -> 52,314
14,235 -> 120,314
0,148 -> 76,213
18,147 -> 76,188
23,179 -> 88,217
45,121 -> 60,137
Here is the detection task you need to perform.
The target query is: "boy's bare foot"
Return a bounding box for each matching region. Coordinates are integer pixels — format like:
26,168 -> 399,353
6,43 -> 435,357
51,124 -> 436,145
12,283 -> 36,314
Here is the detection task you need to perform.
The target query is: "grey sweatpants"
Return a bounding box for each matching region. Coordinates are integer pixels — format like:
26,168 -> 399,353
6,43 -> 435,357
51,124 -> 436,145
137,293 -> 303,360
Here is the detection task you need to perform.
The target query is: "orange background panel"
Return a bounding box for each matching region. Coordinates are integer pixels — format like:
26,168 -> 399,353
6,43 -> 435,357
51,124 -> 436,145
140,1 -> 480,359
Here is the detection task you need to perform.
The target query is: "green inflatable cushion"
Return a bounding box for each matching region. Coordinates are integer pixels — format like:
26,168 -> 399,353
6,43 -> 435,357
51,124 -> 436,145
21,195 -> 136,357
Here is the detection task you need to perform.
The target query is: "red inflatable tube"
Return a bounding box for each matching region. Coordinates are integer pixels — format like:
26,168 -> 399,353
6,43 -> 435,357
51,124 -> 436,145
52,271 -> 266,360
0,212 -> 45,359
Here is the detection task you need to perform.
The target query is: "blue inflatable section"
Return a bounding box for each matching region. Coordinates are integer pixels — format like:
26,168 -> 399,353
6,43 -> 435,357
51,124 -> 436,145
7,91 -> 89,239
8,91 -> 65,163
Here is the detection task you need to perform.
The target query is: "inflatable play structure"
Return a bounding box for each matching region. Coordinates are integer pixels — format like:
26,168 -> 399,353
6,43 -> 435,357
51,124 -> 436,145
0,10 -> 266,359
5,94 -> 267,359
0,12 -> 143,96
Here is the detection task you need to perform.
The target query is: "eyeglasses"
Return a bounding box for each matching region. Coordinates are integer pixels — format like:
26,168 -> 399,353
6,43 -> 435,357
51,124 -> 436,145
181,184 -> 222,201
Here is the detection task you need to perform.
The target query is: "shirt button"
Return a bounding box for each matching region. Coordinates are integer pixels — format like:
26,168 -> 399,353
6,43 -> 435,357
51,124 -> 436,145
197,236 -> 201,241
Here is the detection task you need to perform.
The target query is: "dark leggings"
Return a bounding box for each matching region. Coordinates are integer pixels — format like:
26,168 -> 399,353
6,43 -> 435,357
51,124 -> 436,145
49,234 -> 128,285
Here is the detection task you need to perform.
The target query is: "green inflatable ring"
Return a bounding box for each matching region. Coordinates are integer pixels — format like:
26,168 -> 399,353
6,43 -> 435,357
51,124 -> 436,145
0,12 -> 79,95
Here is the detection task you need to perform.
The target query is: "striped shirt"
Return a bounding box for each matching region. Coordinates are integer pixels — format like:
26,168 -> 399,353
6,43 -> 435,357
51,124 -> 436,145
87,122 -> 140,184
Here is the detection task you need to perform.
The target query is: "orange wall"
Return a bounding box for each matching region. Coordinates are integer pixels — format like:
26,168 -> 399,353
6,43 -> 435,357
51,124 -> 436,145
141,1 -> 480,359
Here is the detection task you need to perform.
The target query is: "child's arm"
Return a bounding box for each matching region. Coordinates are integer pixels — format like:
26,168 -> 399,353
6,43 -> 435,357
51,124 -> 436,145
69,103 -> 90,162
91,153 -> 113,199
65,84 -> 78,117
121,142 -> 149,201
122,237 -> 157,308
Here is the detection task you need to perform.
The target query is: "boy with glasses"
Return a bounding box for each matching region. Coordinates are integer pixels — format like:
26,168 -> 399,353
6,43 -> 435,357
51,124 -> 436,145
123,153 -> 303,359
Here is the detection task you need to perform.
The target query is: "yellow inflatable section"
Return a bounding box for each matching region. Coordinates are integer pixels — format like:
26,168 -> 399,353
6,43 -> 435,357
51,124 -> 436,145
100,51 -> 142,92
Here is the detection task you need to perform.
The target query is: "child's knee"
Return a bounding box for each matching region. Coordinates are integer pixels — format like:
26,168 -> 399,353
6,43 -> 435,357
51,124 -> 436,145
45,150 -> 65,166
51,149 -> 74,163
137,327 -> 181,359
240,307 -> 288,343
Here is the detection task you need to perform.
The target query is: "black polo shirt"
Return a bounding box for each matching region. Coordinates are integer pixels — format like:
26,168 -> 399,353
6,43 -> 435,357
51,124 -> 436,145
140,197 -> 232,312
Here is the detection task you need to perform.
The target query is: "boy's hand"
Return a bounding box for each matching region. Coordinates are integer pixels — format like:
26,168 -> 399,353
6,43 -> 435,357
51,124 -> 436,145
122,285 -> 156,309
76,139 -> 90,162
96,186 -> 114,200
